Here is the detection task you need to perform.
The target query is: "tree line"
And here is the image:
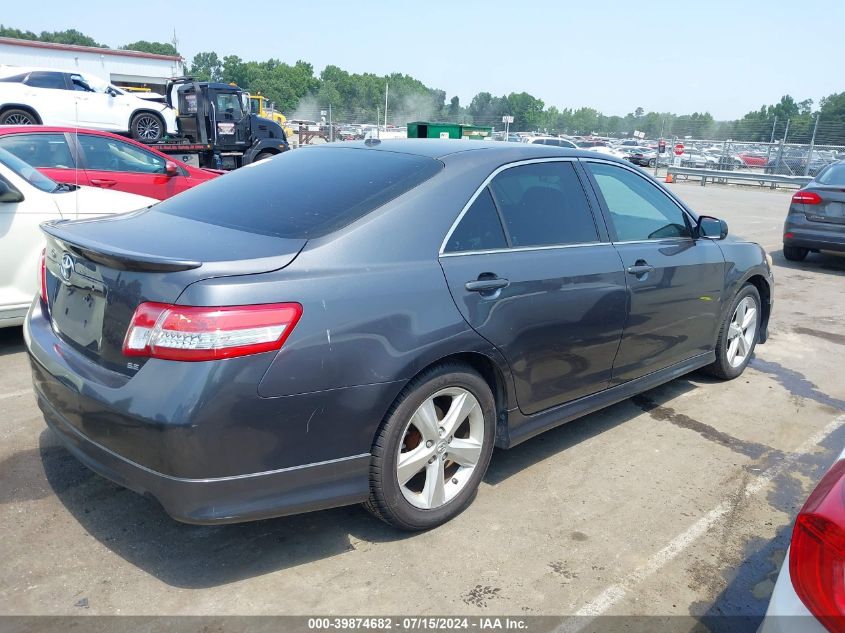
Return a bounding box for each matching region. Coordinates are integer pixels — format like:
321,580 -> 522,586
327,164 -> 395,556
2,26 -> 844,144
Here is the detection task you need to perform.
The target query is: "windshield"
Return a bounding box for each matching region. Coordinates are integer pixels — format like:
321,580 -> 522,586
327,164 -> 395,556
0,146 -> 57,192
817,163 -> 845,186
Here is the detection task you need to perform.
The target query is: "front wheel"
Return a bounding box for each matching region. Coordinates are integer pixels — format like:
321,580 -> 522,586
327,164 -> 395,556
254,151 -> 276,162
703,283 -> 761,380
648,158 -> 657,167
364,363 -> 496,530
130,112 -> 164,143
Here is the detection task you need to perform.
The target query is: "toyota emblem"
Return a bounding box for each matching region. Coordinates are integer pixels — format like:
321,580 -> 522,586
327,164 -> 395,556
60,253 -> 74,282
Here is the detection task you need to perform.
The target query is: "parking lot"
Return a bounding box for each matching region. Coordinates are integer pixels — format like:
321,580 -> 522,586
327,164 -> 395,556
1,181 -> 844,629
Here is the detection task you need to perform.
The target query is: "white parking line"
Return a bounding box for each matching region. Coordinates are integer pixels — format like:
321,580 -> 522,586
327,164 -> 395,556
0,388 -> 32,401
556,413 -> 845,632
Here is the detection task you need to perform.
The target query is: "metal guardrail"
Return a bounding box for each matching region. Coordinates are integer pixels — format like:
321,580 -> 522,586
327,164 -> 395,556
667,166 -> 812,189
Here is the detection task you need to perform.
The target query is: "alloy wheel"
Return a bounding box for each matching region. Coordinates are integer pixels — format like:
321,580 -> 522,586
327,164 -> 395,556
726,296 -> 758,368
4,113 -> 34,125
396,387 -> 485,510
135,115 -> 161,141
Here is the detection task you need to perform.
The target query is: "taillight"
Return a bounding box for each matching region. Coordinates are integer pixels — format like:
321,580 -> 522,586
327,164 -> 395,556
122,302 -> 302,361
793,191 -> 823,205
39,248 -> 47,304
790,460 -> 845,631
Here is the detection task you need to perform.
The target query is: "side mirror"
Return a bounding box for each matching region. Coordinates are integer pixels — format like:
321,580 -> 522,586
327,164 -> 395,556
0,179 -> 24,203
164,161 -> 179,177
697,215 -> 728,240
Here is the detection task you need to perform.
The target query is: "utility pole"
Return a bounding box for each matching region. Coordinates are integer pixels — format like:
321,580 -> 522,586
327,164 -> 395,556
329,103 -> 333,142
804,114 -> 820,176
384,83 -> 389,129
376,106 -> 380,138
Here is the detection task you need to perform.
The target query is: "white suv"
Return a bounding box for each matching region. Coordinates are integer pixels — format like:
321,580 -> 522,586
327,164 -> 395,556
0,66 -> 177,143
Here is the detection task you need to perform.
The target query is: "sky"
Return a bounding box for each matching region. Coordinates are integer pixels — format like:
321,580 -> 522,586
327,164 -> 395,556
3,0 -> 843,120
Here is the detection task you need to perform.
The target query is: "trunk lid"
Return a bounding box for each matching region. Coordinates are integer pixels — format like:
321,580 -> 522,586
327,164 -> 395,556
42,209 -> 305,375
803,186 -> 845,225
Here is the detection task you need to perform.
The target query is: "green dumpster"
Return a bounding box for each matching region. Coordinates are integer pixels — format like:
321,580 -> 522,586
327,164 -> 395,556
407,121 -> 493,140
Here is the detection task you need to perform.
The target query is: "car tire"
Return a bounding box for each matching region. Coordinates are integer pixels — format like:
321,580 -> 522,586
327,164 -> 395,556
783,246 -> 809,261
364,363 -> 496,531
254,151 -> 276,162
0,108 -> 38,125
703,283 -> 762,380
130,112 -> 164,143
648,158 -> 656,167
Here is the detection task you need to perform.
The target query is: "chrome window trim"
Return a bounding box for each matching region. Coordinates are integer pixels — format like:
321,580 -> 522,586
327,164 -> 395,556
440,241 -> 610,258
439,157 -> 590,256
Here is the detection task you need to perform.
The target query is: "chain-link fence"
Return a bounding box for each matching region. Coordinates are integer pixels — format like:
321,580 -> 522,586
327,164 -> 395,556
280,102 -> 845,177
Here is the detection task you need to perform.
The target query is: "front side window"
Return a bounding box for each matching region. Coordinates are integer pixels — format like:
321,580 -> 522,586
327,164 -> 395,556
0,133 -> 75,169
445,188 -> 507,253
586,162 -> 691,241
488,161 -> 599,247
80,136 -> 166,174
216,93 -> 243,119
24,71 -> 67,90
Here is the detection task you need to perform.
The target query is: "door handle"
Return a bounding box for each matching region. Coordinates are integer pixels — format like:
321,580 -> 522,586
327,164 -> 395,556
90,179 -> 117,188
465,278 -> 509,293
626,263 -> 655,276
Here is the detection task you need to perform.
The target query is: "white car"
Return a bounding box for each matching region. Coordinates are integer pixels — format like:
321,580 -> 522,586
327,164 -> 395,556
758,447 -> 845,633
0,66 -> 177,143
523,136 -> 578,148
0,147 -> 156,327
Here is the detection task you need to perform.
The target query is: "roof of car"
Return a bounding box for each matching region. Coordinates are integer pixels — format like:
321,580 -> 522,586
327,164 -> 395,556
316,138 -> 609,161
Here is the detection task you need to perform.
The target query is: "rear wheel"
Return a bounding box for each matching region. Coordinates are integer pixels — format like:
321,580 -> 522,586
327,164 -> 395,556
254,151 -> 276,162
704,283 -> 761,380
0,108 -> 37,125
783,245 -> 809,261
364,363 -> 495,531
130,112 -> 164,143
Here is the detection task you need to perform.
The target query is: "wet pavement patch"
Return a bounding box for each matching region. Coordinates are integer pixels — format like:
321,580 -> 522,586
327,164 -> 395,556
631,395 -> 776,460
750,359 -> 845,411
793,326 -> 845,347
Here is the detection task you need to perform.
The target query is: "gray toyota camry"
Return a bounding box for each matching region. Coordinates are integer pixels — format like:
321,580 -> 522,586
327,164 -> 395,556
25,140 -> 773,530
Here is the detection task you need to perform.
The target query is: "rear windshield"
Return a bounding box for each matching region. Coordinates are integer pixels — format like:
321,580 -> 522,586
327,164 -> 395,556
817,163 -> 845,186
155,147 -> 442,238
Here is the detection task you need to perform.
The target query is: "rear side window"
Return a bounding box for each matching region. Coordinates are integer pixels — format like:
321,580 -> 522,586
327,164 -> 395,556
817,163 -> 845,186
155,147 -> 443,238
0,133 -> 75,169
489,161 -> 599,247
445,188 -> 507,253
24,71 -> 67,90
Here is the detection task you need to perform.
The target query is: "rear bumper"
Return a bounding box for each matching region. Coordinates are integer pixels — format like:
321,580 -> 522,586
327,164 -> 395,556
24,300 -> 391,524
39,391 -> 369,524
784,215 -> 845,253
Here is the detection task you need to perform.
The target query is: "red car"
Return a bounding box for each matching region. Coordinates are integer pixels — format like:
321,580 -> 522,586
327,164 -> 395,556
738,153 -> 768,167
0,126 -> 221,200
